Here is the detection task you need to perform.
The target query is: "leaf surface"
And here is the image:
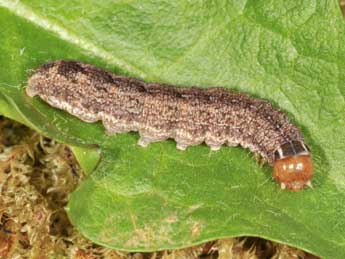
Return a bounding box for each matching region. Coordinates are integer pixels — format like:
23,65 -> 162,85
0,1 -> 345,258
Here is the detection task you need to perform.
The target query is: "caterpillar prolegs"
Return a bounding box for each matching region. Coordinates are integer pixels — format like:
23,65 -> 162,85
26,60 -> 313,191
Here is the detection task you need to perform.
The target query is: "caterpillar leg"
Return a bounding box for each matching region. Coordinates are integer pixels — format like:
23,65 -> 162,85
205,139 -> 224,151
254,153 -> 266,167
103,122 -> 123,135
137,130 -> 170,147
306,180 -> 313,188
175,138 -> 204,150
103,117 -> 139,135
210,145 -> 222,151
176,143 -> 188,151
226,140 -> 239,147
205,134 -> 225,151
137,136 -> 153,147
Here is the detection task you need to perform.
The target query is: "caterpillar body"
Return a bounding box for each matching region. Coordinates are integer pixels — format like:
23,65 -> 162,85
26,60 -> 313,191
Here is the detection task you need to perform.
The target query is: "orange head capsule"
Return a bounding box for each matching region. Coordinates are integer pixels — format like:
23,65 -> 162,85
273,155 -> 313,191
273,141 -> 313,191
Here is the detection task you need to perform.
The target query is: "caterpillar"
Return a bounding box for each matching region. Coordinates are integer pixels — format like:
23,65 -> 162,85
26,60 -> 313,191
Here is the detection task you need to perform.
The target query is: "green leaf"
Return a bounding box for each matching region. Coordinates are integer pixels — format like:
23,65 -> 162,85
1,1 -> 345,258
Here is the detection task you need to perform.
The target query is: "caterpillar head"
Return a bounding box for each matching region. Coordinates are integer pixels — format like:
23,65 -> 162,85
273,155 -> 313,191
273,141 -> 313,191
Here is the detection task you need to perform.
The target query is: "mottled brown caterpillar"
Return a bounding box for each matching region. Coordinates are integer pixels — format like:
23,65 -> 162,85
26,60 -> 313,191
